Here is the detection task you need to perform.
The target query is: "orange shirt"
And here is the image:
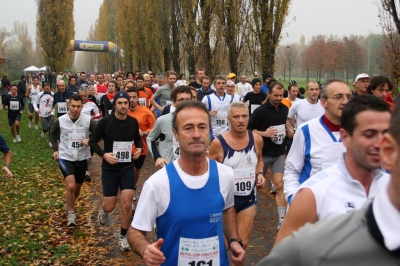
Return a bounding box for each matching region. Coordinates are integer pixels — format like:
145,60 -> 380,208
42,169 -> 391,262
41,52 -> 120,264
128,106 -> 156,155
138,87 -> 153,108
281,98 -> 292,109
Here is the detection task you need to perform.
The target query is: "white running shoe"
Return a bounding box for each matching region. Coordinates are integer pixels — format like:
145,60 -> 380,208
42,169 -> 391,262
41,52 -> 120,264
48,141 -> 52,148
16,135 -> 21,142
277,217 -> 284,231
133,190 -> 137,201
98,208 -> 109,225
28,121 -> 32,128
13,138 -> 17,143
118,235 -> 131,251
34,125 -> 38,130
41,131 -> 45,138
67,213 -> 76,226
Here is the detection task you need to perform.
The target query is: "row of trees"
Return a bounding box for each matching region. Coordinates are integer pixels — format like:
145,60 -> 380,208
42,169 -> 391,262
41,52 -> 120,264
78,0 -> 291,76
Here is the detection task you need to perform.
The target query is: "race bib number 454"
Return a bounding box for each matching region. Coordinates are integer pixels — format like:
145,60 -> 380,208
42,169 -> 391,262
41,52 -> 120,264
113,141 -> 133,162
68,133 -> 86,151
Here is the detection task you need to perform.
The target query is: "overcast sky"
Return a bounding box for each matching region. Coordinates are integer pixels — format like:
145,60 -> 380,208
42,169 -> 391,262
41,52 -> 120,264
1,0 -> 381,46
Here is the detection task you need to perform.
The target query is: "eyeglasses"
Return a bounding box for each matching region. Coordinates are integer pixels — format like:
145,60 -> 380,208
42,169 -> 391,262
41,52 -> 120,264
176,98 -> 191,103
324,94 -> 354,101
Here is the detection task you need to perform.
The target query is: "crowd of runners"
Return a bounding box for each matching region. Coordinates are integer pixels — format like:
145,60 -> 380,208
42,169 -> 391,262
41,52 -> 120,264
1,69 -> 400,265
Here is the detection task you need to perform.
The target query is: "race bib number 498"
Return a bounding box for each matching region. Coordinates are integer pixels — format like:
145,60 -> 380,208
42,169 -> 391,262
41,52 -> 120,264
113,141 -> 133,162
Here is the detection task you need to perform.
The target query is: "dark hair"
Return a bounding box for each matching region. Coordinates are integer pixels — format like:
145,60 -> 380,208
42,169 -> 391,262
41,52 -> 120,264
389,96 -> 400,144
69,76 -> 77,81
126,87 -> 139,95
251,78 -> 262,88
200,75 -> 210,83
341,94 -> 390,136
108,80 -> 117,89
21,75 -> 25,80
116,74 -> 124,80
262,73 -> 272,83
80,72 -> 86,76
367,76 -> 393,94
171,85 -> 193,101
166,70 -> 177,78
299,87 -> 305,95
172,100 -> 210,133
32,76 -> 39,81
268,82 -> 284,94
288,83 -> 298,91
69,93 -> 83,103
136,75 -> 144,81
178,73 -> 185,80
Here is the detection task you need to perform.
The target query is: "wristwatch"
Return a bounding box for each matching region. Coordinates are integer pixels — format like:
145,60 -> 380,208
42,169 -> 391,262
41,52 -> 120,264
4,163 -> 10,169
256,172 -> 264,177
229,238 -> 243,248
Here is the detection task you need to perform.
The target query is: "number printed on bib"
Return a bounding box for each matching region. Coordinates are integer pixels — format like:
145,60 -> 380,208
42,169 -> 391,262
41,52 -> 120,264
178,236 -> 220,266
58,102 -> 67,113
10,101 -> 19,111
68,133 -> 86,151
233,168 -> 255,196
113,141 -> 133,162
271,124 -> 285,145
173,137 -> 181,160
250,104 -> 260,114
139,97 -> 146,106
212,112 -> 228,128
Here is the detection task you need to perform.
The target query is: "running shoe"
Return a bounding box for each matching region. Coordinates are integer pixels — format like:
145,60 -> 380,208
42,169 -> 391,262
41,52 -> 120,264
67,213 -> 76,226
48,141 -> 52,148
85,171 -> 91,182
133,190 -> 137,201
277,217 -> 284,231
118,235 -> 131,251
13,138 -> 17,143
98,208 -> 109,225
16,135 -> 21,142
270,180 -> 276,194
41,131 -> 45,138
28,121 -> 32,128
34,125 -> 38,130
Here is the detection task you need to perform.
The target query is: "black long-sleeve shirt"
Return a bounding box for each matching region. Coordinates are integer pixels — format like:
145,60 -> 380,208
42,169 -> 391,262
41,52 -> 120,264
89,114 -> 143,169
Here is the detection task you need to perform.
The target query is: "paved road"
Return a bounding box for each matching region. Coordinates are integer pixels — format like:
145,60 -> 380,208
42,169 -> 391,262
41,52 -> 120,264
88,149 -> 278,265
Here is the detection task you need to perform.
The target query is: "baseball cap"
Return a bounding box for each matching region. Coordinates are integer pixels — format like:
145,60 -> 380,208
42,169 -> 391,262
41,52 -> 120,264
355,73 -> 370,82
113,91 -> 130,105
227,73 -> 236,79
189,75 -> 196,79
289,80 -> 297,85
80,84 -> 88,88
226,80 -> 235,86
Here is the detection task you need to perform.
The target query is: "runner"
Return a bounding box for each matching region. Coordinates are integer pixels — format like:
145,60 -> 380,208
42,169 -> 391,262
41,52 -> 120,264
66,76 -> 79,94
0,134 -> 13,177
126,87 -> 156,201
275,95 -> 391,245
151,71 -> 177,113
4,86 -> 24,143
367,75 -> 394,111
248,82 -> 294,230
52,80 -> 73,118
79,86 -> 102,122
135,75 -> 153,109
99,80 -> 117,117
146,86 -> 193,168
284,79 -> 352,205
89,91 -> 142,251
34,82 -> 55,147
26,77 -> 42,129
197,75 -> 213,101
237,75 -> 253,98
208,101 -> 265,266
50,94 -> 96,226
242,78 -> 267,116
128,100 -> 245,266
226,80 -> 242,102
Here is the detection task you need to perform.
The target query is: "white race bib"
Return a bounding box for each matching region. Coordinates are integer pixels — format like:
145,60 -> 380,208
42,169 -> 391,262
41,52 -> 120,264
233,168 -> 255,196
113,141 -> 133,162
212,111 -> 228,128
173,136 -> 180,161
68,133 -> 86,151
10,101 -> 19,111
250,104 -> 260,114
58,102 -> 67,114
139,97 -> 146,107
178,236 -> 220,266
271,124 -> 285,145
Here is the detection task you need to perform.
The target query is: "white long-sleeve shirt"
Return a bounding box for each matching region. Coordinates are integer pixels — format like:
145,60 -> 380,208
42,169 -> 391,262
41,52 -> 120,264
34,91 -> 54,117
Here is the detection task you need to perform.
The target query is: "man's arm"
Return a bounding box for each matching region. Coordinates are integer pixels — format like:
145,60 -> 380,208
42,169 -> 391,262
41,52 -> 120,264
150,94 -> 163,111
88,119 -> 106,157
0,135 -> 13,178
207,138 -> 224,163
223,206 -> 246,265
274,188 -> 317,246
128,228 -> 166,265
33,93 -> 40,112
254,133 -> 266,188
50,119 -> 61,153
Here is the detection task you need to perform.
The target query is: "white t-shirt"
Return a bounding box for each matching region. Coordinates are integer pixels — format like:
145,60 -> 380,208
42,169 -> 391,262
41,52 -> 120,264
294,155 -> 389,220
175,80 -> 187,87
287,97 -> 301,105
237,82 -> 253,98
132,159 -> 235,232
288,99 -> 325,127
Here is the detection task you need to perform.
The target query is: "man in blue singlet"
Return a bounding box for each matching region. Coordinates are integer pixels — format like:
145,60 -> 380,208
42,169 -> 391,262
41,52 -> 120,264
208,101 -> 265,266
128,100 -> 245,265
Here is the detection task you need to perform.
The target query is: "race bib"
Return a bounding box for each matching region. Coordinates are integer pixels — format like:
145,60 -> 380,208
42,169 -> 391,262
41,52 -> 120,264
271,124 -> 285,145
68,133 -> 86,151
250,104 -> 260,114
58,102 -> 67,113
233,168 -> 255,196
10,101 -> 19,111
139,97 -> 146,107
166,100 -> 172,105
212,111 -> 228,128
178,236 -> 220,266
173,136 -> 181,160
113,141 -> 133,162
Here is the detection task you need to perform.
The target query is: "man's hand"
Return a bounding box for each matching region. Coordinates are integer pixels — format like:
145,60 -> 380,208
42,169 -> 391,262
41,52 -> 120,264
209,109 -> 218,116
230,241 -> 246,265
287,128 -> 294,138
2,165 -> 13,178
82,139 -> 89,147
133,148 -> 142,160
52,151 -> 59,161
103,153 -> 119,164
155,158 -> 168,169
264,126 -> 278,138
256,173 -> 266,188
143,238 -> 166,266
